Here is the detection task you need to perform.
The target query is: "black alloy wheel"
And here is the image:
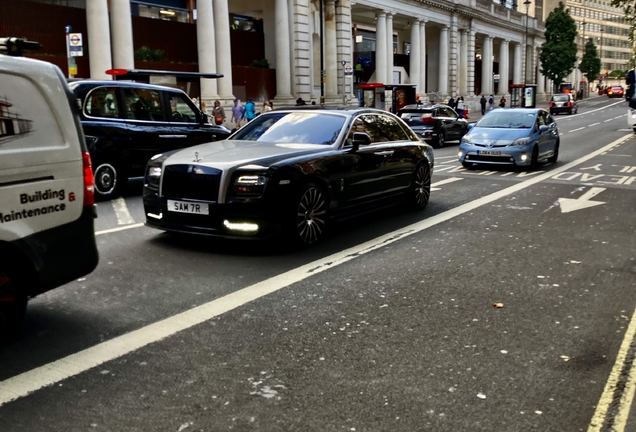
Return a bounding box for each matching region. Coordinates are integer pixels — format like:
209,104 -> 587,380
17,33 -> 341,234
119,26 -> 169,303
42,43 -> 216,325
294,184 -> 327,246
437,132 -> 445,148
93,162 -> 120,198
0,267 -> 27,340
529,145 -> 539,170
548,142 -> 559,163
407,163 -> 431,210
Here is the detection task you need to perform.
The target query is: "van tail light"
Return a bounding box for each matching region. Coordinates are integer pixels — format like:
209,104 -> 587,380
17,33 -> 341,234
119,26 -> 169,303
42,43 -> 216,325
82,152 -> 95,207
421,116 -> 436,124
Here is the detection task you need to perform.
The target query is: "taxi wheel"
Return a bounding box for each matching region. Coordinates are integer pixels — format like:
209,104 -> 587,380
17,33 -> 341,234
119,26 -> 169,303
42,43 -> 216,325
289,183 -> 327,247
529,146 -> 539,170
406,163 -> 431,210
0,266 -> 27,341
93,162 -> 125,199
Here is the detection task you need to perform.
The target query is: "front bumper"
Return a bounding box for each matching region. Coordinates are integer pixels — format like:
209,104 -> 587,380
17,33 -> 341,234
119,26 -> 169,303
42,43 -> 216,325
143,188 -> 284,240
458,144 -> 532,166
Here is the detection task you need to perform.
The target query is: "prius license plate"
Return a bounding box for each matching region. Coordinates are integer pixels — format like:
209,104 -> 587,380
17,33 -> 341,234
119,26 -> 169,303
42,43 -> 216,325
167,200 -> 209,215
478,150 -> 501,156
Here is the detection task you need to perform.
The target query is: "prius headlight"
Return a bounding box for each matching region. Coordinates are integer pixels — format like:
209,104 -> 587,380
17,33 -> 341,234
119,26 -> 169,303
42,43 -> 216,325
512,137 -> 531,146
461,135 -> 472,144
232,174 -> 269,197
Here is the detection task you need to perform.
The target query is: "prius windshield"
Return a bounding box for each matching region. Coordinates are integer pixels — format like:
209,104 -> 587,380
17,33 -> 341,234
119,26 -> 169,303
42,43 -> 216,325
231,112 -> 346,145
476,111 -> 536,129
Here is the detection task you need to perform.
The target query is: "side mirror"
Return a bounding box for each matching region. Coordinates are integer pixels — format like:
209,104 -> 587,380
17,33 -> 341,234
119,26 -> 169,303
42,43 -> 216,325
351,132 -> 371,151
539,125 -> 549,133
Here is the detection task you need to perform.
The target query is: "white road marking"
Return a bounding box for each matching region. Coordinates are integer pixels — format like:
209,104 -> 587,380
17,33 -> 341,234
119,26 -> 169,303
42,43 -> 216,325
589,122 -> 600,127
431,177 -> 463,191
111,198 -> 135,225
435,155 -> 458,160
557,187 -> 606,213
96,223 -> 145,236
0,134 -> 632,408
616,115 -> 625,120
604,119 -> 614,123
554,100 -> 624,120
588,306 -> 636,432
569,127 -> 586,133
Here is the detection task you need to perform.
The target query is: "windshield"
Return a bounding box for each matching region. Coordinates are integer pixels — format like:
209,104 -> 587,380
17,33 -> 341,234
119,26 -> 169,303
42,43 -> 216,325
400,110 -> 433,120
231,112 -> 346,145
476,111 -> 536,129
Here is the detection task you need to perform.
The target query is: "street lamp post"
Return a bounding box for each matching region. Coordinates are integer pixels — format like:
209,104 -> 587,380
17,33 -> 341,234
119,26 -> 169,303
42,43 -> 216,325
523,0 -> 531,85
319,0 -> 325,106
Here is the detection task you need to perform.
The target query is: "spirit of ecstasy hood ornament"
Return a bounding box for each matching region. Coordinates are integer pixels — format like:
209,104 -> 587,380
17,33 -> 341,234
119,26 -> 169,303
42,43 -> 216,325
194,151 -> 200,162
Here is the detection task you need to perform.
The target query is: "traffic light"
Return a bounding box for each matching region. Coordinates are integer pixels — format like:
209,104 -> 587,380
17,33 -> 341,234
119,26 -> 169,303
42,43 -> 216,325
0,38 -> 40,57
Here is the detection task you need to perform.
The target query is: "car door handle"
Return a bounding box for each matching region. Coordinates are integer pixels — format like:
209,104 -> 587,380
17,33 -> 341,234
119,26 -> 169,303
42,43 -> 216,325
374,151 -> 394,157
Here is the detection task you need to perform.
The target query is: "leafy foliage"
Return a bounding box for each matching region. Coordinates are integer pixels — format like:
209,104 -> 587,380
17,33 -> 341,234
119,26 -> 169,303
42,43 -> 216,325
134,46 -> 166,62
610,0 -> 636,42
249,59 -> 270,68
579,38 -> 601,81
540,2 -> 578,91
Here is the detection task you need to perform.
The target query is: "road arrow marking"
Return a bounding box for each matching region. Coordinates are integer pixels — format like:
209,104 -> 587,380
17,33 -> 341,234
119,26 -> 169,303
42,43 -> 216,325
558,187 -> 606,213
431,177 -> 463,191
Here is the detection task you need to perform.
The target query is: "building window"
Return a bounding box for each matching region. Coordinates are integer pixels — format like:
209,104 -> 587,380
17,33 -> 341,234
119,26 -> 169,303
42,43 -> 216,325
132,1 -> 190,23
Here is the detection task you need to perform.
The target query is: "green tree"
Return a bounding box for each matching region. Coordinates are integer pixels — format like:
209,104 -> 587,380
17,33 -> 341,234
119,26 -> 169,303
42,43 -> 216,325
540,2 -> 578,92
610,0 -> 636,42
578,38 -> 601,83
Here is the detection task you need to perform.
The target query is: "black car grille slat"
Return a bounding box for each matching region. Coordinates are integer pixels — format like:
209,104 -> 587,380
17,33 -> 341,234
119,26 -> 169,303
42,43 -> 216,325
162,166 -> 221,202
469,155 -> 514,163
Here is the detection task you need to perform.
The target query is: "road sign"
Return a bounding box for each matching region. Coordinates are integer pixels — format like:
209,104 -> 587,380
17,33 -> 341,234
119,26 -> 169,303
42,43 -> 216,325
493,73 -> 500,83
345,64 -> 353,76
69,32 -> 83,57
558,187 -> 606,213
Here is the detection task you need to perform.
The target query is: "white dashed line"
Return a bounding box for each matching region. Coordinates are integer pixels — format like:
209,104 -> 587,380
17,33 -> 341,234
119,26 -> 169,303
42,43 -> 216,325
615,116 -> 625,120
431,177 -> 463,191
589,122 -> 600,127
569,127 -> 586,132
96,223 -> 145,236
604,119 -> 614,122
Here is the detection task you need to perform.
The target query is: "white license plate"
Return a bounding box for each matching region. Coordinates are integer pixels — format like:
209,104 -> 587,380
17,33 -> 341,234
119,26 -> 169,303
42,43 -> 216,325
556,102 -> 563,107
167,200 -> 209,215
478,150 -> 501,156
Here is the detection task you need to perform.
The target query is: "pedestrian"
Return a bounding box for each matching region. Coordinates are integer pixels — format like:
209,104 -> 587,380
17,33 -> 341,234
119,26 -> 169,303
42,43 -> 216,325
212,100 -> 225,126
269,101 -> 275,110
244,98 -> 256,122
488,94 -> 494,111
447,95 -> 456,109
354,62 -> 363,84
261,100 -> 272,113
295,97 -> 306,106
456,96 -> 465,118
231,98 -> 245,127
499,96 -> 506,108
480,95 -> 487,115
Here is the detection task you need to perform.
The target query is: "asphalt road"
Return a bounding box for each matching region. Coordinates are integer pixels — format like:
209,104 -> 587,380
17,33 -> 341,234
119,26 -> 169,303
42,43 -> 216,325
1,97 -> 635,432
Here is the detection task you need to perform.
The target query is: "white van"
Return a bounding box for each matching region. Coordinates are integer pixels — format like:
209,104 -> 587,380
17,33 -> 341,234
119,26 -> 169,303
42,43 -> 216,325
0,55 -> 99,337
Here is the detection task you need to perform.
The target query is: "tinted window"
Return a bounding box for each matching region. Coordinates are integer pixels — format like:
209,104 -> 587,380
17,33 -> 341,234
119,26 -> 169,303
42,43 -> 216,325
122,88 -> 164,122
346,117 -> 376,146
443,108 -> 458,117
231,112 -> 345,145
85,87 -> 119,118
476,111 -> 536,128
399,109 -> 433,120
168,93 -> 198,123
552,95 -> 569,102
375,114 -> 409,141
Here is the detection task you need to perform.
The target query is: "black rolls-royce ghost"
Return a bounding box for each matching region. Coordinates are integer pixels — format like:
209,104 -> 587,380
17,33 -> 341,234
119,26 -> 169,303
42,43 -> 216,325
143,107 -> 435,246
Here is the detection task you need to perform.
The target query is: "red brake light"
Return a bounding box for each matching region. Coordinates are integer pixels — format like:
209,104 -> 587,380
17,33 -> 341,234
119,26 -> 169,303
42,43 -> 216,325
549,102 -> 554,108
567,101 -> 572,107
82,152 -> 95,206
421,115 -> 435,124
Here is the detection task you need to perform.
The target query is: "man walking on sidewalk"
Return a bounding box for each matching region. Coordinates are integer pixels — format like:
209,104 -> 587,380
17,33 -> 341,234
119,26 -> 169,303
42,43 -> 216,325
480,95 -> 487,115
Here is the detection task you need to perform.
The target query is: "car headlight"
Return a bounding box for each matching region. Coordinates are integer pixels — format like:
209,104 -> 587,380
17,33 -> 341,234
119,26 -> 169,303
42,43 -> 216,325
232,174 -> 268,197
145,165 -> 162,189
461,135 -> 472,144
512,137 -> 530,146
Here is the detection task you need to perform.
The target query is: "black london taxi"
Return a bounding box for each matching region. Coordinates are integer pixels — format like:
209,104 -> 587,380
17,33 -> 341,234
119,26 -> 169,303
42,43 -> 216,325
69,80 -> 231,198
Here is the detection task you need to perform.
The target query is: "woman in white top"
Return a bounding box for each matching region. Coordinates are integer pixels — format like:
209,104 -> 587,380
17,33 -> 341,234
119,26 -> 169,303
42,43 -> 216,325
456,96 -> 465,119
261,101 -> 273,113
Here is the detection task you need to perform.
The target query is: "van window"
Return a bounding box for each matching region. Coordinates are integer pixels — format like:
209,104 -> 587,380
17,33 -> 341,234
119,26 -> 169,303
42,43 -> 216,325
122,88 -> 164,122
85,87 -> 119,118
168,93 -> 198,123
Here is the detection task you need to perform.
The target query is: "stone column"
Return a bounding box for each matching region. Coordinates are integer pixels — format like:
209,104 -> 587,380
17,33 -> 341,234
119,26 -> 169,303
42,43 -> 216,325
459,29 -> 468,96
213,0 -> 234,101
513,42 -> 522,85
86,0 -> 112,79
386,12 -> 394,84
375,12 -> 387,84
409,20 -> 421,91
419,20 -> 427,98
499,40 -> 509,95
336,0 -> 354,103
325,0 -> 338,98
109,0 -> 134,69
467,28 -> 475,96
449,15 -> 459,97
537,48 -> 545,95
293,0 -> 312,102
196,0 -> 219,102
481,36 -> 491,95
438,26 -> 449,94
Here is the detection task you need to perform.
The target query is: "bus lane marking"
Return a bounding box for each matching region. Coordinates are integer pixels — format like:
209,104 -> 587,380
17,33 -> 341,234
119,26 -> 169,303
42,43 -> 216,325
431,177 -> 463,191
0,134 -> 632,409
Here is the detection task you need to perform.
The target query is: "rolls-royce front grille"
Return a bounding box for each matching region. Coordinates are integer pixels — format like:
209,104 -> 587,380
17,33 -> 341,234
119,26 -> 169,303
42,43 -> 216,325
162,165 -> 222,202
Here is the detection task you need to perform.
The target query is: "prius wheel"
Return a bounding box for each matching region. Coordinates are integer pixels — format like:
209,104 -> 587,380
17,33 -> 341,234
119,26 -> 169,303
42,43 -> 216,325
407,164 -> 431,210
436,133 -> 445,148
529,145 -> 539,170
0,267 -> 27,340
291,184 -> 327,247
93,162 -> 123,199
548,142 -> 559,163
